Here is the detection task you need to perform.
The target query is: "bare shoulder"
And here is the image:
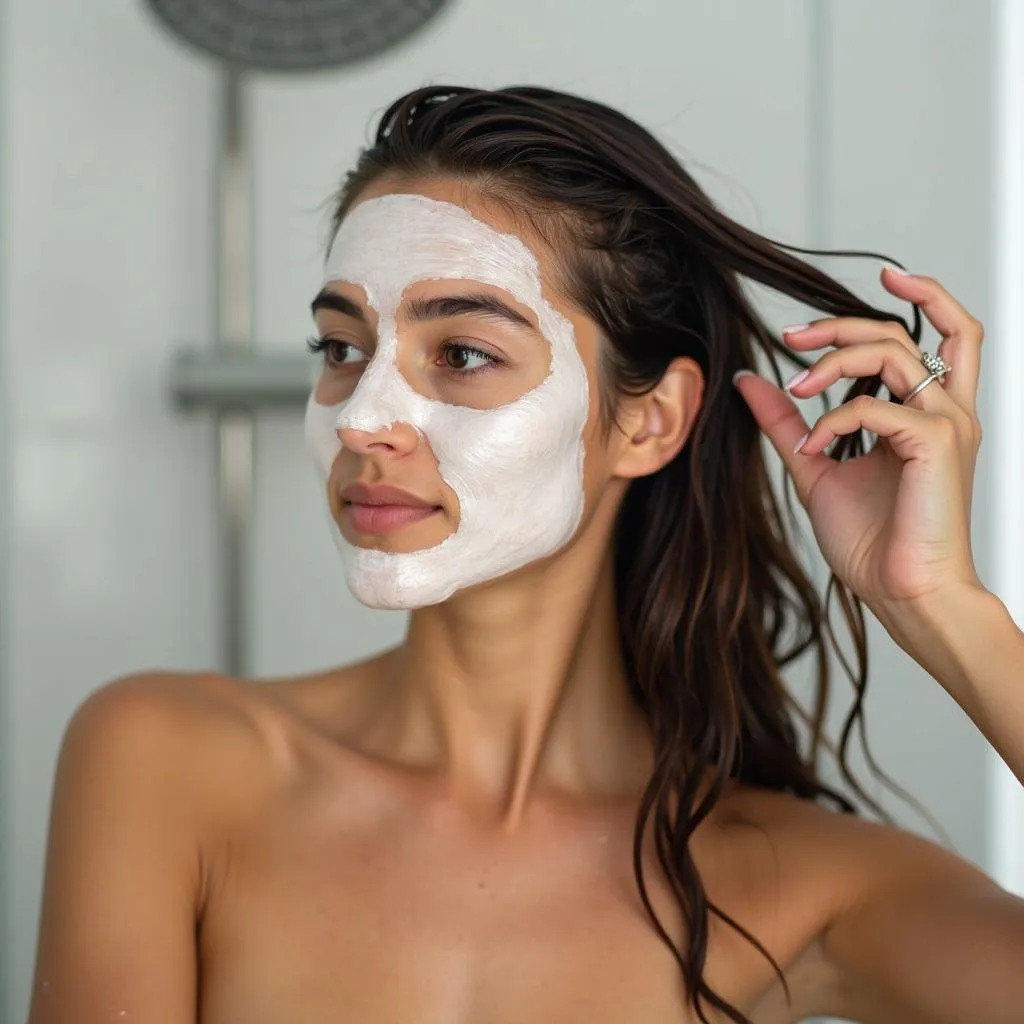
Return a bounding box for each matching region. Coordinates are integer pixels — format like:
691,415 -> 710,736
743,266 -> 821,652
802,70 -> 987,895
720,783 -> 1007,1019
77,668 -> 249,719
75,670 -> 272,757
719,781 -> 995,924
68,671 -> 294,834
29,672 -> 293,1022
723,782 -> 990,891
71,652 -> 395,803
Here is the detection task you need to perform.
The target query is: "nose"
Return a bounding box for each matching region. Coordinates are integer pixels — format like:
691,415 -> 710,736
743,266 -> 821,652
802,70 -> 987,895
337,422 -> 419,457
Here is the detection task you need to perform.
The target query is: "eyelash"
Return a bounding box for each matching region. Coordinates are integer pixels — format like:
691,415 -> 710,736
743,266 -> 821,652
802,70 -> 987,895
305,336 -> 505,377
437,339 -> 505,375
305,336 -> 361,364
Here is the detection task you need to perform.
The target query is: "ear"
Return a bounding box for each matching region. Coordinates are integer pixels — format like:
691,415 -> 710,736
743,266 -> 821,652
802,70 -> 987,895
613,357 -> 704,480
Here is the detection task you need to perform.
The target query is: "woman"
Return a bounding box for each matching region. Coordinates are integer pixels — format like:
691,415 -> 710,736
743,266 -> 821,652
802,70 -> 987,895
27,85 -> 1024,1024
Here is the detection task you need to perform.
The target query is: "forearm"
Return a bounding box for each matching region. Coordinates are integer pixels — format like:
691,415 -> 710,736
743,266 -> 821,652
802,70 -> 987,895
880,585 -> 1024,787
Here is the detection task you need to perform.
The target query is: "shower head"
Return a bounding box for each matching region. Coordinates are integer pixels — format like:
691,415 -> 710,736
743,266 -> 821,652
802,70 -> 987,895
143,0 -> 451,72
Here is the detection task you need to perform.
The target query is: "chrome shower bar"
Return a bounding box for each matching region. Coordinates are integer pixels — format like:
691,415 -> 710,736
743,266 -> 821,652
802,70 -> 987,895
170,349 -> 315,410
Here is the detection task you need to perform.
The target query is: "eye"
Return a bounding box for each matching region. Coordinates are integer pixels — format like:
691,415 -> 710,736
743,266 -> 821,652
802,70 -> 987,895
306,336 -> 368,368
438,341 -> 501,374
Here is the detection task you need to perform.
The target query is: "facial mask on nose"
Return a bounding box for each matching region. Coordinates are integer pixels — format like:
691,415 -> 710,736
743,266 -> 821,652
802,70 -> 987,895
304,193 -> 590,609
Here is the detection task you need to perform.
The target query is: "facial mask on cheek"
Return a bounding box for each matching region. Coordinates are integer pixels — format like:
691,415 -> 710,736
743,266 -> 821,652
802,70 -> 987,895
304,193 -> 590,609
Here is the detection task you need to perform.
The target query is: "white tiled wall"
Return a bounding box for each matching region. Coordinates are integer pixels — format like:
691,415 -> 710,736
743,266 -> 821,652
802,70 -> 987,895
0,1 -> 1005,1022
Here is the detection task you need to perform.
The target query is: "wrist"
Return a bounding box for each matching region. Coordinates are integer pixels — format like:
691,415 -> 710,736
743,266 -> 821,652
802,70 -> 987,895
875,584 -> 1013,703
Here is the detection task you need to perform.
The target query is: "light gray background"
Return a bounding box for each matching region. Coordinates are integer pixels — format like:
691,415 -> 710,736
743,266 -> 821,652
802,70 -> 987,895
0,1 -> 1015,1022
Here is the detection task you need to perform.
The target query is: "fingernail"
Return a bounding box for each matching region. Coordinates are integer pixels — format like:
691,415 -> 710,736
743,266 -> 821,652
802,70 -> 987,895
784,368 -> 810,392
885,264 -> 912,276
793,432 -> 809,454
732,369 -> 757,385
782,323 -> 809,335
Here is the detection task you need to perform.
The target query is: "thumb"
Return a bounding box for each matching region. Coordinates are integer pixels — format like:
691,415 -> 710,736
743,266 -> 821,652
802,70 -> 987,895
732,369 -> 829,505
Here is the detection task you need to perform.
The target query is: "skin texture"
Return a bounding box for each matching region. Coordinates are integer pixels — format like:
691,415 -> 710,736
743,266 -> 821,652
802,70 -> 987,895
305,190 -> 592,609
26,179 -> 1024,1024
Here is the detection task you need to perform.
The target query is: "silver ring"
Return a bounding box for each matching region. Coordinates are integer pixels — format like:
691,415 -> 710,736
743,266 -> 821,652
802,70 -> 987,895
902,352 -> 951,404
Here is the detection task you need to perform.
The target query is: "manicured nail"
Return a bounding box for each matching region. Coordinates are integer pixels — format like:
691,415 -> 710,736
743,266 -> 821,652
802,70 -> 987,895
885,264 -> 912,276
732,369 -> 757,385
793,432 -> 809,454
784,368 -> 810,391
782,323 -> 809,335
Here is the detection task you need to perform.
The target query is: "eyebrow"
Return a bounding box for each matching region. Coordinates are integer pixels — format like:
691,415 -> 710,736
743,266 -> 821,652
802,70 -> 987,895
404,293 -> 537,333
310,289 -> 365,321
310,288 -> 538,333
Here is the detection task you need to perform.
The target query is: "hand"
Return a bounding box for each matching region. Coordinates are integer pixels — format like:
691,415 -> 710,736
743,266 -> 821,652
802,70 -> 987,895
733,266 -> 985,620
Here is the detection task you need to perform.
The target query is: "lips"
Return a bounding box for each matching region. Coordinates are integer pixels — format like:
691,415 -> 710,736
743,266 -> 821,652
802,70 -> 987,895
340,482 -> 442,535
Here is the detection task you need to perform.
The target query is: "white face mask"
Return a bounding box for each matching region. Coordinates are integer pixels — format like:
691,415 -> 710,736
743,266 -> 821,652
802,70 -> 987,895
304,193 -> 590,609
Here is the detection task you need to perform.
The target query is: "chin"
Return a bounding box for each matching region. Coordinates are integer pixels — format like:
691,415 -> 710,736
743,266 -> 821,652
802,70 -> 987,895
344,558 -> 457,610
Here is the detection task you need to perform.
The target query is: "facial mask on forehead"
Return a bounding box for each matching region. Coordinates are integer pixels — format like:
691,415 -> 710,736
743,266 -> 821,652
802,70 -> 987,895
304,193 -> 590,609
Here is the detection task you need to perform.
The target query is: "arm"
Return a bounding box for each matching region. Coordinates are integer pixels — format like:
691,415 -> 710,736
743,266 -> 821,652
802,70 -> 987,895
809,587 -> 1024,1021
734,251 -> 1024,1021
26,676 -> 208,1023
879,583 -> 1024,787
810,587 -> 1024,1021
815,818 -> 1024,1023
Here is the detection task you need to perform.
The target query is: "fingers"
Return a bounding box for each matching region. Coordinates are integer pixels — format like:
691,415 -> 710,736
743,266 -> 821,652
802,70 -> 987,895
878,267 -> 983,414
733,366 -> 978,514
732,370 -> 832,507
783,338 -> 960,415
782,317 -> 920,358
796,392 -> 964,469
781,268 -> 984,418
739,269 -> 983,510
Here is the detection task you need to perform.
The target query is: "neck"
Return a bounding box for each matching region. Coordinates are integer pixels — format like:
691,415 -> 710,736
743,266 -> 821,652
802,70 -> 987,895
363,534 -> 655,833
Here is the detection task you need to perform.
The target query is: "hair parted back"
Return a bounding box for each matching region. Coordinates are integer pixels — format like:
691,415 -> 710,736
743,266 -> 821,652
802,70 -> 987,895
325,84 -> 940,1024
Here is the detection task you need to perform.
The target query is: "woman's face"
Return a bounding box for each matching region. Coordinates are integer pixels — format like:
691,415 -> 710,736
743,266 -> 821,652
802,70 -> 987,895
304,176 -> 617,609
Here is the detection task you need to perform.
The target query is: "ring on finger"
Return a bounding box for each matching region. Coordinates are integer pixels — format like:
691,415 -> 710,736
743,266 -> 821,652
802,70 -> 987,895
902,351 -> 952,404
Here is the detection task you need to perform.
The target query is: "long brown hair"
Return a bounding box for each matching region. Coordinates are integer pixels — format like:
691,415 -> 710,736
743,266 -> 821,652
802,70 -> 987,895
325,84 -> 937,1024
